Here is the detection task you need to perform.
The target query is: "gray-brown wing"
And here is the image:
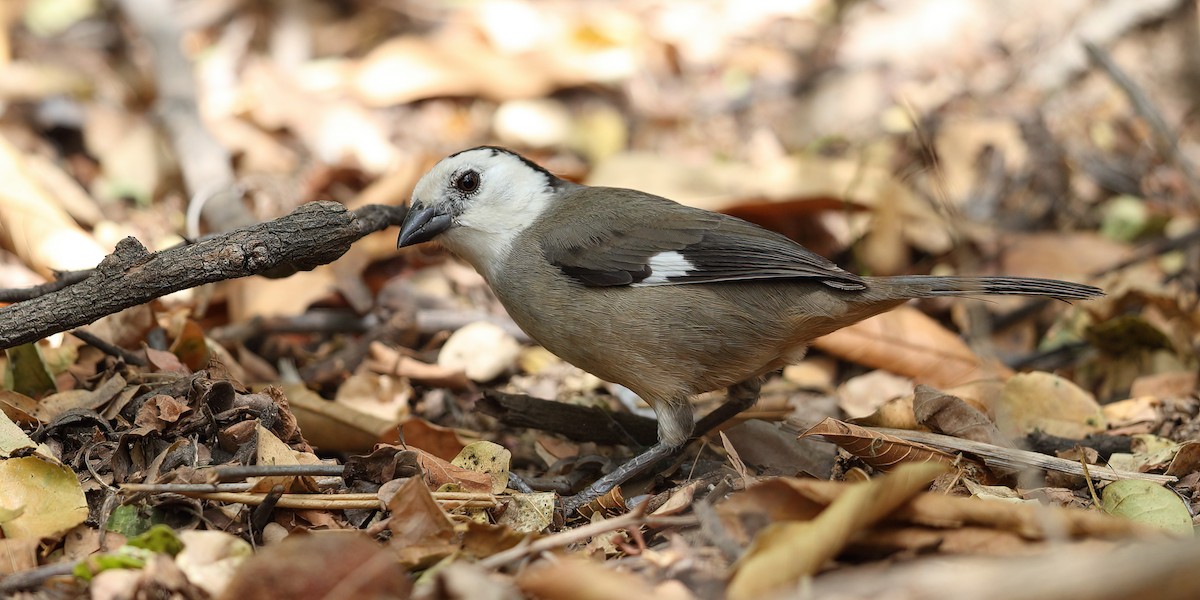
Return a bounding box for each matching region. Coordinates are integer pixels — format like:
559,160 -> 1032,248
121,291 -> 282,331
537,188 -> 865,290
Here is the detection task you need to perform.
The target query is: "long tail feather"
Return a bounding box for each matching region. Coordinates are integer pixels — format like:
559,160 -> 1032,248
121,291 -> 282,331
865,275 -> 1104,301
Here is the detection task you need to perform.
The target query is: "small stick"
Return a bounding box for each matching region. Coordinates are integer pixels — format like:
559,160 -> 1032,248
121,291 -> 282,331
136,490 -> 499,510
70,330 -> 148,366
478,503 -> 696,569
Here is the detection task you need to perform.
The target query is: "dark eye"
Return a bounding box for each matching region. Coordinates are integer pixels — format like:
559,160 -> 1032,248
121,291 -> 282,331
454,170 -> 481,194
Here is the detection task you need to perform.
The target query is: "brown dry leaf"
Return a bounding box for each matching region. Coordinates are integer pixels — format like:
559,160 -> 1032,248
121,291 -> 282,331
785,478 -> 1157,539
353,36 -> 551,106
133,395 -> 192,432
814,306 -> 1011,389
999,231 -> 1131,281
412,448 -> 492,493
352,10 -> 636,107
0,61 -> 93,101
1164,442 -> 1200,478
83,105 -> 166,205
853,525 -> 1038,557
651,481 -> 706,517
426,560 -> 524,600
726,462 -> 949,599
800,417 -> 959,471
1130,371 -> 1198,398
460,521 -> 530,561
993,371 -> 1106,439
392,418 -> 470,462
219,531 -> 410,600
437,321 -> 521,383
0,133 -> 107,275
719,431 -> 753,488
89,305 -> 156,350
0,407 -> 40,458
0,537 -> 40,575
284,383 -> 395,454
913,384 -> 1012,447
722,420 -> 837,479
0,390 -> 41,425
384,476 -> 458,569
517,558 -> 657,600
35,373 -> 126,422
144,347 -> 188,374
168,320 -> 210,372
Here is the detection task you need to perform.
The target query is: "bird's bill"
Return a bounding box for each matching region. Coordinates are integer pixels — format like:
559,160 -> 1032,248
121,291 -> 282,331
397,202 -> 453,248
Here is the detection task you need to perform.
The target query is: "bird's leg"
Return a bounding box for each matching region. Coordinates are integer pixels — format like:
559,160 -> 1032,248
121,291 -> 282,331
560,397 -> 693,513
560,378 -> 764,514
559,441 -> 678,513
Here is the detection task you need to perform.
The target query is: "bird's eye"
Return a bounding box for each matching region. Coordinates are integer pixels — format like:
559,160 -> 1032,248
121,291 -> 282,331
454,170 -> 481,194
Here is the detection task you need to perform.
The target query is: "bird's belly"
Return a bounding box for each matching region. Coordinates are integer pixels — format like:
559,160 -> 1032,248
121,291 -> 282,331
493,280 -> 805,399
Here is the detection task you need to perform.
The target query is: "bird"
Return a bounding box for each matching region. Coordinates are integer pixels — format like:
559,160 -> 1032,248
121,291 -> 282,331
396,146 -> 1104,513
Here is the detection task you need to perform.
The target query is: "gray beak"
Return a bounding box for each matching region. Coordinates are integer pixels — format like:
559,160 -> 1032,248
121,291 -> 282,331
397,202 -> 453,248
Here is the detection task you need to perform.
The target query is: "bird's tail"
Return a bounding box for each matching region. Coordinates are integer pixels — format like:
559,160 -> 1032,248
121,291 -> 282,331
863,275 -> 1104,301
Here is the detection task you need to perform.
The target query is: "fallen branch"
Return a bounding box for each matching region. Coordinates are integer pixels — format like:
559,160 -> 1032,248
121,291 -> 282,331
0,202 -> 407,350
480,390 -> 659,447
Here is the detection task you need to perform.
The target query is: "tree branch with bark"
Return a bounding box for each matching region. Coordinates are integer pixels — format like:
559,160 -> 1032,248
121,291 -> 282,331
0,202 -> 407,350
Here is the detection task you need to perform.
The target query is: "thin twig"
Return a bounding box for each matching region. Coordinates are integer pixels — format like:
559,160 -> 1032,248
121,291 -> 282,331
128,490 -> 498,510
478,503 -> 696,569
0,269 -> 94,302
209,463 -> 346,480
70,330 -> 148,366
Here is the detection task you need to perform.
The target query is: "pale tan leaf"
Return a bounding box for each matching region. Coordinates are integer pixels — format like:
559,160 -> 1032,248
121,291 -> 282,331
994,371 -> 1106,439
814,306 -> 1011,389
727,463 -> 949,599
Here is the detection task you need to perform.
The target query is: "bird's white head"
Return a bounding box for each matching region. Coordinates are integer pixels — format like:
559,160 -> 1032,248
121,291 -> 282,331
397,147 -> 568,275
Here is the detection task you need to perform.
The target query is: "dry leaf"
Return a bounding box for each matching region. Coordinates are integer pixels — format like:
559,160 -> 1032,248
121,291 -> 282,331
451,441 -> 512,494
413,448 -> 492,493
219,532 -> 410,600
0,133 -> 107,274
814,306 -> 1010,389
913,384 -> 1012,447
517,558 -> 657,600
0,456 -> 89,539
727,463 -> 949,598
385,476 -> 459,569
248,424 -> 318,493
800,417 -> 959,471
993,372 -> 1106,439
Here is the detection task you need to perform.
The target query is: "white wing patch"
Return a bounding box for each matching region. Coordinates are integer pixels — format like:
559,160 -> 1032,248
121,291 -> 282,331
635,251 -> 695,285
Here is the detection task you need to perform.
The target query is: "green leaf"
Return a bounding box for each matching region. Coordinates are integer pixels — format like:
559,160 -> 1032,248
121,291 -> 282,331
1102,479 -> 1193,536
126,524 -> 184,556
4,344 -> 56,398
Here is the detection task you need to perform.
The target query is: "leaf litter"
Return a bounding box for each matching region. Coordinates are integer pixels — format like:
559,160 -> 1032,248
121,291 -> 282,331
0,1 -> 1199,598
